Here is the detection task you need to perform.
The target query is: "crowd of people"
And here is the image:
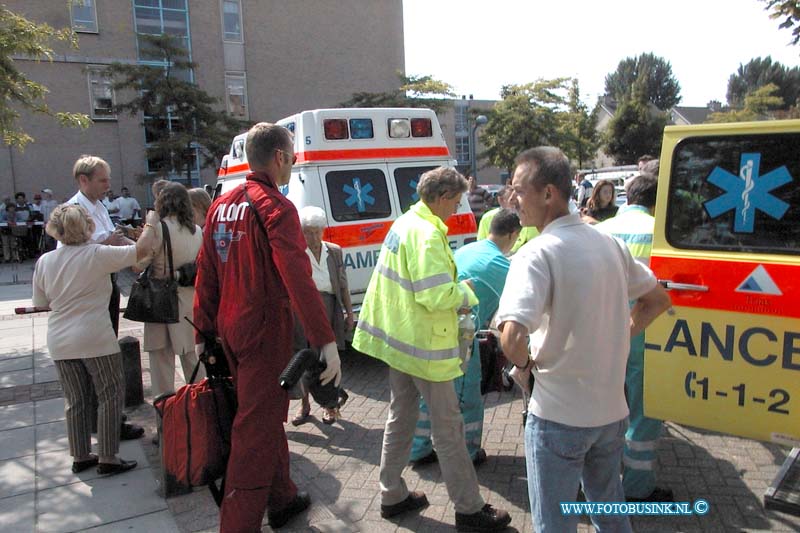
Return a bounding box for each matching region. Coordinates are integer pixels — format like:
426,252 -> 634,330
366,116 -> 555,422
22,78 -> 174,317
31,123 -> 671,532
0,189 -> 58,261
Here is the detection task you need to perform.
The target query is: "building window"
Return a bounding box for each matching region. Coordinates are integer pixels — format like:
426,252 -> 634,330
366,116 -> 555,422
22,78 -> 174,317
454,103 -> 469,134
455,136 -> 470,166
225,73 -> 248,119
87,68 -> 115,119
222,0 -> 243,42
71,0 -> 98,33
133,0 -> 191,71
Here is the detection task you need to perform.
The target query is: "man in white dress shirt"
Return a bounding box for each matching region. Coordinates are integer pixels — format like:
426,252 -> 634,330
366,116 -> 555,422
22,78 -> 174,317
67,155 -> 143,441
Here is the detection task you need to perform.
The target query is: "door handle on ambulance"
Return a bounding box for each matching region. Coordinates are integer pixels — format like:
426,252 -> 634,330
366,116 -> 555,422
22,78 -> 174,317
659,280 -> 709,292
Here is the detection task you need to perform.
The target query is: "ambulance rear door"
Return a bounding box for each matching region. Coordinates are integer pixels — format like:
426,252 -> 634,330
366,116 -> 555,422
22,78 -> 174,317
645,120 -> 800,446
317,161 -> 396,306
386,161 -> 477,252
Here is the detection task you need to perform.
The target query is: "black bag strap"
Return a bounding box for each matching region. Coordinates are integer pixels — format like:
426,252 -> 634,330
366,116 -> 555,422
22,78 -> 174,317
242,183 -> 269,245
160,220 -> 175,279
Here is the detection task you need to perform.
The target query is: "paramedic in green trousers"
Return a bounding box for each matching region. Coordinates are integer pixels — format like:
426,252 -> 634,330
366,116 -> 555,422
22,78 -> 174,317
410,209 -> 521,466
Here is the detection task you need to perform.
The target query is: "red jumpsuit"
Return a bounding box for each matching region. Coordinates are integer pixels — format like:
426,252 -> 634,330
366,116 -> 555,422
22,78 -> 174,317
194,172 -> 335,532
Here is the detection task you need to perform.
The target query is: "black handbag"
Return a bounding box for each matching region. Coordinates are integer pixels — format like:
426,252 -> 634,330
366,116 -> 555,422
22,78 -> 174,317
123,220 -> 179,323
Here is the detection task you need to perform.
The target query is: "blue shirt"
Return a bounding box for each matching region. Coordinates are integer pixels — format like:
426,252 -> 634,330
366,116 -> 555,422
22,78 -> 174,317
455,239 -> 511,328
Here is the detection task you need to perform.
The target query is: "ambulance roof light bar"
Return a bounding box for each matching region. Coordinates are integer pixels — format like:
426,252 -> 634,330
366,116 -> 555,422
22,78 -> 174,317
324,119 -> 348,140
388,118 -> 411,138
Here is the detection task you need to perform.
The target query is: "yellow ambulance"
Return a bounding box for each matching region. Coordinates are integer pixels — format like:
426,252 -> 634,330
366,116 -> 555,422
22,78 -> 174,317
645,119 -> 800,446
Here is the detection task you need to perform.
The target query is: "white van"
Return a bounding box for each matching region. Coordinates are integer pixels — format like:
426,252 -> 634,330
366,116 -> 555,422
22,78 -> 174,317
214,108 -> 478,308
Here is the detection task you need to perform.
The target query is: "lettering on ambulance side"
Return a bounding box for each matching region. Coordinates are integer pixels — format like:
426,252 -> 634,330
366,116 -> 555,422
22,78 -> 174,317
703,152 -> 792,233
344,249 -> 381,271
645,319 -> 800,370
211,201 -> 248,262
645,319 -> 798,417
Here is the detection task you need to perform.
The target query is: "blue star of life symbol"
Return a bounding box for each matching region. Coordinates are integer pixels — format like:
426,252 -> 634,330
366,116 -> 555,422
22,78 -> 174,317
409,179 -> 419,202
213,223 -> 244,263
343,177 -> 375,212
703,153 -> 792,233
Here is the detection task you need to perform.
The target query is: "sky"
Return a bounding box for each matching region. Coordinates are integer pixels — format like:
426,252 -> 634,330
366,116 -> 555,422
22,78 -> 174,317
403,0 -> 800,108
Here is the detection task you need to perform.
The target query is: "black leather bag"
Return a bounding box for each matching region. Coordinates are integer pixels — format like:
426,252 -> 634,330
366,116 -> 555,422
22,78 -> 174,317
176,261 -> 197,287
123,220 -> 179,324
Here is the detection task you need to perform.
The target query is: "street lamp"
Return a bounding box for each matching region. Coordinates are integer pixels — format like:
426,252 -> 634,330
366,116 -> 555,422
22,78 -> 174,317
470,114 -> 488,179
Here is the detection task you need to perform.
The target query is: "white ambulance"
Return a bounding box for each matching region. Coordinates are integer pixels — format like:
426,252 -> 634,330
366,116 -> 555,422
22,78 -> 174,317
214,108 -> 478,308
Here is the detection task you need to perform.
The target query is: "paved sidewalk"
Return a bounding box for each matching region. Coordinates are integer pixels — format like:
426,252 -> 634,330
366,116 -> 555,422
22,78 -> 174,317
2,258 -> 800,532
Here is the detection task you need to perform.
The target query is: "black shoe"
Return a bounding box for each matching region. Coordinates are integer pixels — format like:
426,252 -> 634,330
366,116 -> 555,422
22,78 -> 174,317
626,487 -> 674,503
97,459 -> 137,477
380,491 -> 429,518
455,504 -> 512,532
120,423 -> 144,440
472,448 -> 487,467
410,450 -> 438,467
71,455 -> 99,473
267,491 -> 311,529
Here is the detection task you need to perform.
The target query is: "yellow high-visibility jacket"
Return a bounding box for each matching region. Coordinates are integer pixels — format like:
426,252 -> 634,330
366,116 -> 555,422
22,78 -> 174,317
353,201 -> 478,381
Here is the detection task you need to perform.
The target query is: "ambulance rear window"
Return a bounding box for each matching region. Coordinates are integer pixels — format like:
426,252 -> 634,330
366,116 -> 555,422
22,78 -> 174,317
325,168 -> 392,222
393,166 -> 437,212
666,132 -> 800,255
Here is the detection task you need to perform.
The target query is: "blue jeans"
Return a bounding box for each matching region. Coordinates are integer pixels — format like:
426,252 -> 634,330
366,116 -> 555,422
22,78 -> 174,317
525,413 -> 632,533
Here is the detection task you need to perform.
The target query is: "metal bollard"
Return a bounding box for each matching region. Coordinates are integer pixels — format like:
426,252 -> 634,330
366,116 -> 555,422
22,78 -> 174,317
119,336 -> 144,407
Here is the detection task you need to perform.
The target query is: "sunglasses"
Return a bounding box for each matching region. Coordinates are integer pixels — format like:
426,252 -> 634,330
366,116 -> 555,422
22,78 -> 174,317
276,149 -> 297,165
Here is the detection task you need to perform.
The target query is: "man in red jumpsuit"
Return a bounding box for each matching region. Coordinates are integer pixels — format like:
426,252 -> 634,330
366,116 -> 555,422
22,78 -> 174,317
194,122 -> 341,532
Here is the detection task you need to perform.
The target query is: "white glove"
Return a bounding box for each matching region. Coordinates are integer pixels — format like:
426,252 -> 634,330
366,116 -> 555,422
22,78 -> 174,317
319,342 -> 341,387
195,343 -> 205,358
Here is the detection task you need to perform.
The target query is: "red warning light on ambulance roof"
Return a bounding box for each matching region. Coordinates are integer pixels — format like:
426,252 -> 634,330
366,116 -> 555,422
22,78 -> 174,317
411,118 -> 433,137
324,119 -> 348,140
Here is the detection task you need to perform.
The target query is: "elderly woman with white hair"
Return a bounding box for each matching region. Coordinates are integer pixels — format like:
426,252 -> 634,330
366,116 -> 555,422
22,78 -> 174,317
292,205 -> 353,425
33,204 -> 159,476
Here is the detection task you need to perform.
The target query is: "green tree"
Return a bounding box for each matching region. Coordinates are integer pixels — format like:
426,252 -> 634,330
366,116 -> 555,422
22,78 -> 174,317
604,81 -> 668,164
726,56 -> 800,108
604,52 -> 682,110
709,83 -> 785,122
479,78 -> 571,172
339,72 -> 455,114
106,34 -> 244,184
558,79 -> 599,169
762,0 -> 800,45
0,6 -> 89,147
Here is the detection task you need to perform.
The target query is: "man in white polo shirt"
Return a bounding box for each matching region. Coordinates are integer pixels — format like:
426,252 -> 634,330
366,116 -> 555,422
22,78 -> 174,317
496,147 -> 671,533
68,155 -> 143,441
115,187 -> 141,226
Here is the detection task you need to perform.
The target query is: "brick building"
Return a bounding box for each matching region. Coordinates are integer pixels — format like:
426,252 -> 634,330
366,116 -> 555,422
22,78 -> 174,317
1,0 -> 404,206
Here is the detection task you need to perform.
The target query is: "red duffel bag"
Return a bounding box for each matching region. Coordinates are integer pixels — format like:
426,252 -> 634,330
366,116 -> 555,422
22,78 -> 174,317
153,375 -> 236,501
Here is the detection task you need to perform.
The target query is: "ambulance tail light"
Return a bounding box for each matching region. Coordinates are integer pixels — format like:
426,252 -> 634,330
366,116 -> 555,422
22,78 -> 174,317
388,118 -> 411,138
349,118 -> 374,139
410,118 -> 432,137
324,119 -> 348,140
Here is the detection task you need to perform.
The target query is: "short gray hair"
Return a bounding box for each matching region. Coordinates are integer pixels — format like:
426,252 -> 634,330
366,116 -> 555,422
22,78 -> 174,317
72,155 -> 109,181
245,122 -> 292,170
417,167 -> 468,204
298,205 -> 327,229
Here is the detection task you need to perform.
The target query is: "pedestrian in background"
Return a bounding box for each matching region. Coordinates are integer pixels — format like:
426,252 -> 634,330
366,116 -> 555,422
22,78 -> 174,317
497,146 -> 671,533
188,188 -> 212,229
138,183 -> 204,402
466,173 -> 490,223
291,205 -> 353,426
33,204 -> 159,477
353,166 -> 511,531
581,178 -> 618,224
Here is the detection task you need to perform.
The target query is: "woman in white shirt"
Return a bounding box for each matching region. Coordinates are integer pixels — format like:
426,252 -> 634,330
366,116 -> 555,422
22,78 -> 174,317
33,204 -> 159,476
137,183 -> 204,403
292,206 -> 353,425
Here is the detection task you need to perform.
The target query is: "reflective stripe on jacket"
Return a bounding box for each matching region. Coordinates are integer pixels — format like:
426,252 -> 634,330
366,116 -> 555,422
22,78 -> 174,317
353,201 -> 478,381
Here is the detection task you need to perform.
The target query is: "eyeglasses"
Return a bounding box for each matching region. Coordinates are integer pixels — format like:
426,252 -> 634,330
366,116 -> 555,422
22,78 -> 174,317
276,149 -> 297,165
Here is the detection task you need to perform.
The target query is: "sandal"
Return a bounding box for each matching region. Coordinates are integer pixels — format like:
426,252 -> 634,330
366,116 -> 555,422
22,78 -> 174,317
291,407 -> 311,426
322,407 -> 339,425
